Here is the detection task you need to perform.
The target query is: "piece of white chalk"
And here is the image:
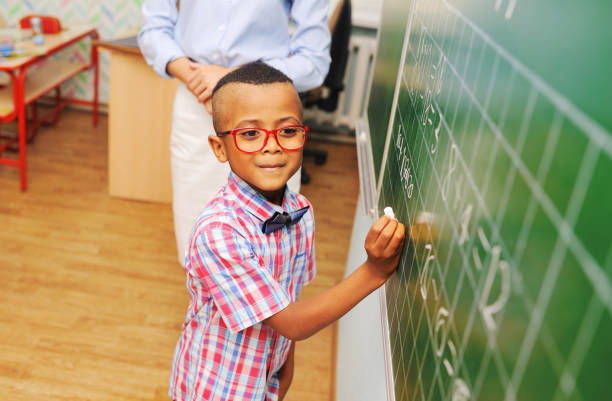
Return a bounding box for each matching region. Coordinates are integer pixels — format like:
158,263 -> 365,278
383,206 -> 396,220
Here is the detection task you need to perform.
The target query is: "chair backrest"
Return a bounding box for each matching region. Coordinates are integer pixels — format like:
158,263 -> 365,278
300,0 -> 352,112
310,0 -> 351,112
19,15 -> 62,34
324,0 -> 352,91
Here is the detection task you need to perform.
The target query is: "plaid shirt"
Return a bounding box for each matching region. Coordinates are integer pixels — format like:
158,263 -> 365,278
169,171 -> 316,401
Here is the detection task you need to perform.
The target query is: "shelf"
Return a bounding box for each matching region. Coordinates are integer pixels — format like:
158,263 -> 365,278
0,59 -> 87,117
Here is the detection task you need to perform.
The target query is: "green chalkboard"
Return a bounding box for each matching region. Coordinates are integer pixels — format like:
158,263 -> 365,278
368,0 -> 612,400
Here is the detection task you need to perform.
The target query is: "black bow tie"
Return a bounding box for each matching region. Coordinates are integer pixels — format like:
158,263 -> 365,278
261,206 -> 309,234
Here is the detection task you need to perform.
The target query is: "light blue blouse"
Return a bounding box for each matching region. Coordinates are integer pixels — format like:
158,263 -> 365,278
138,0 -> 331,92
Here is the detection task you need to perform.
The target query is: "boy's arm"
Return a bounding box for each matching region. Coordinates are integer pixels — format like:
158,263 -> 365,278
265,216 -> 405,341
277,342 -> 295,400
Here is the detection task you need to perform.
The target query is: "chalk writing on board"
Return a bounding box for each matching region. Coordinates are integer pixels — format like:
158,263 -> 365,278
452,379 -> 471,401
459,204 -> 474,246
418,244 -> 435,300
421,47 -> 446,155
434,306 -> 450,356
493,0 -> 517,19
419,240 -> 472,400
479,243 -> 511,332
432,50 -> 446,95
395,126 -> 414,198
452,174 -> 465,211
441,143 -> 459,201
431,114 -> 442,154
443,339 -> 458,376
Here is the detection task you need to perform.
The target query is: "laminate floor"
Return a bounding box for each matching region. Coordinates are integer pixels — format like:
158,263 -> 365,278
0,109 -> 359,401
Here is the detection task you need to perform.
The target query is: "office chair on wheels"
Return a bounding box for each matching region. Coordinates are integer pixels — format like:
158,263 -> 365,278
301,0 -> 352,184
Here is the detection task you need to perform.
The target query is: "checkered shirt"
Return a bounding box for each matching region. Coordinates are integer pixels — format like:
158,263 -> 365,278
169,171 -> 316,401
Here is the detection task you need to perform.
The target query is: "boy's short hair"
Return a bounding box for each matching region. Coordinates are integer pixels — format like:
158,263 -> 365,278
212,62 -> 293,96
211,62 -> 296,132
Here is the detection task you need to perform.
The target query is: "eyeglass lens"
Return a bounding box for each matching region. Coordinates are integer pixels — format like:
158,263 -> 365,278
234,127 -> 306,152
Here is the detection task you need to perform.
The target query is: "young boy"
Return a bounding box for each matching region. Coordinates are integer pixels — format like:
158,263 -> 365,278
169,62 -> 405,401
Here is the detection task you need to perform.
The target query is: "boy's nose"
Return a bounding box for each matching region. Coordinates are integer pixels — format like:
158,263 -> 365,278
263,134 -> 281,153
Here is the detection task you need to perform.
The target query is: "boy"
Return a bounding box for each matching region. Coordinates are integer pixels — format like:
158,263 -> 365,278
169,62 -> 405,401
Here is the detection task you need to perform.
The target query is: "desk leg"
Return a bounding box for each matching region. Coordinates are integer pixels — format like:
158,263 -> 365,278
17,69 -> 27,191
92,42 -> 99,126
50,87 -> 62,126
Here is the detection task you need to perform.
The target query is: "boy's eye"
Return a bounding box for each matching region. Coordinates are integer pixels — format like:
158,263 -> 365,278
278,127 -> 299,137
237,129 -> 262,140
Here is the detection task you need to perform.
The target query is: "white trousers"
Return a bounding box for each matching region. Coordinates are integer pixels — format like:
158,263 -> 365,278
170,83 -> 301,265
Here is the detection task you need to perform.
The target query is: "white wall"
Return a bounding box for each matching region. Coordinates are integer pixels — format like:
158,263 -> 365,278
329,0 -> 383,28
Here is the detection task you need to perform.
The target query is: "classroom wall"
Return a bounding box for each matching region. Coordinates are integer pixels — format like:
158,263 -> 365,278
331,0 -> 383,28
0,0 -> 144,103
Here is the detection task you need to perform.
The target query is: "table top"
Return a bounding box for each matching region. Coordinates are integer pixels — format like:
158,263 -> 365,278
0,25 -> 97,71
95,35 -> 141,55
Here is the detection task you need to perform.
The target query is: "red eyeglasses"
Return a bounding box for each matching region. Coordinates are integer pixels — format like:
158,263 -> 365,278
217,125 -> 309,154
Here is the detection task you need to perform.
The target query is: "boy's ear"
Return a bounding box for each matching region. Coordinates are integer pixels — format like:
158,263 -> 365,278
208,134 -> 228,163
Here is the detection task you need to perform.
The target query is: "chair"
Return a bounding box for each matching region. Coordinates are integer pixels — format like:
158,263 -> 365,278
301,0 -> 352,184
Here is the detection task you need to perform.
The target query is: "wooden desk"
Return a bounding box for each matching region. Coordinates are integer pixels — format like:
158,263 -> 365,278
97,36 -> 176,204
0,25 -> 99,191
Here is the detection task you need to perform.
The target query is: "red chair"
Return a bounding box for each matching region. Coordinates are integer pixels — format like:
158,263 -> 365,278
19,15 -> 62,34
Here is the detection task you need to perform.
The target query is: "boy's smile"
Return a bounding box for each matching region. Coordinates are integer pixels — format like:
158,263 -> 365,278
209,82 -> 304,205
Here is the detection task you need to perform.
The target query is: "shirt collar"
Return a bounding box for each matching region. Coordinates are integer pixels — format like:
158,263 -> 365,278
226,171 -> 297,222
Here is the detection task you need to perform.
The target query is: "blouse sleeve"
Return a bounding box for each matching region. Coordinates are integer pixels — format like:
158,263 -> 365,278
137,0 -> 186,79
263,0 -> 331,92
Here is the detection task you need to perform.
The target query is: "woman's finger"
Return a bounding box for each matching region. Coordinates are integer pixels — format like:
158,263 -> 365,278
201,87 -> 213,102
194,81 -> 207,96
187,74 -> 201,90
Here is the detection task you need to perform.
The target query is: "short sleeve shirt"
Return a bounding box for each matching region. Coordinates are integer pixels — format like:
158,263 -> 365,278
169,171 -> 316,401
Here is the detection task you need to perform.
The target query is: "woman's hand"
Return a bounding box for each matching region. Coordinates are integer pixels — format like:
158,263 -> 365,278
186,62 -> 234,111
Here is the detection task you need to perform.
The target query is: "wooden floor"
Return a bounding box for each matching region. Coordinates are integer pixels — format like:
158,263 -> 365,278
0,110 -> 359,401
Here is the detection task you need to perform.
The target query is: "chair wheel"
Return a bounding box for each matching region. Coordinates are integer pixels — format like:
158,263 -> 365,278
314,154 -> 327,165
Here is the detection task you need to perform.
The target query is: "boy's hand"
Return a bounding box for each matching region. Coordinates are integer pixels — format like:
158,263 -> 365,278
364,216 -> 405,282
277,342 -> 295,400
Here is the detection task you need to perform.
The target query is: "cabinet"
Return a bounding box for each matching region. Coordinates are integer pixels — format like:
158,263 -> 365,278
99,37 -> 177,203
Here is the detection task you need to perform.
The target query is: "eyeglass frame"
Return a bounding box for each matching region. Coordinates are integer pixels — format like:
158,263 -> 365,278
216,125 -> 309,154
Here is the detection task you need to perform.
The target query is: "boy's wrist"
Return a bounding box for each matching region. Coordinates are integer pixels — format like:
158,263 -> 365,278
362,260 -> 392,288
